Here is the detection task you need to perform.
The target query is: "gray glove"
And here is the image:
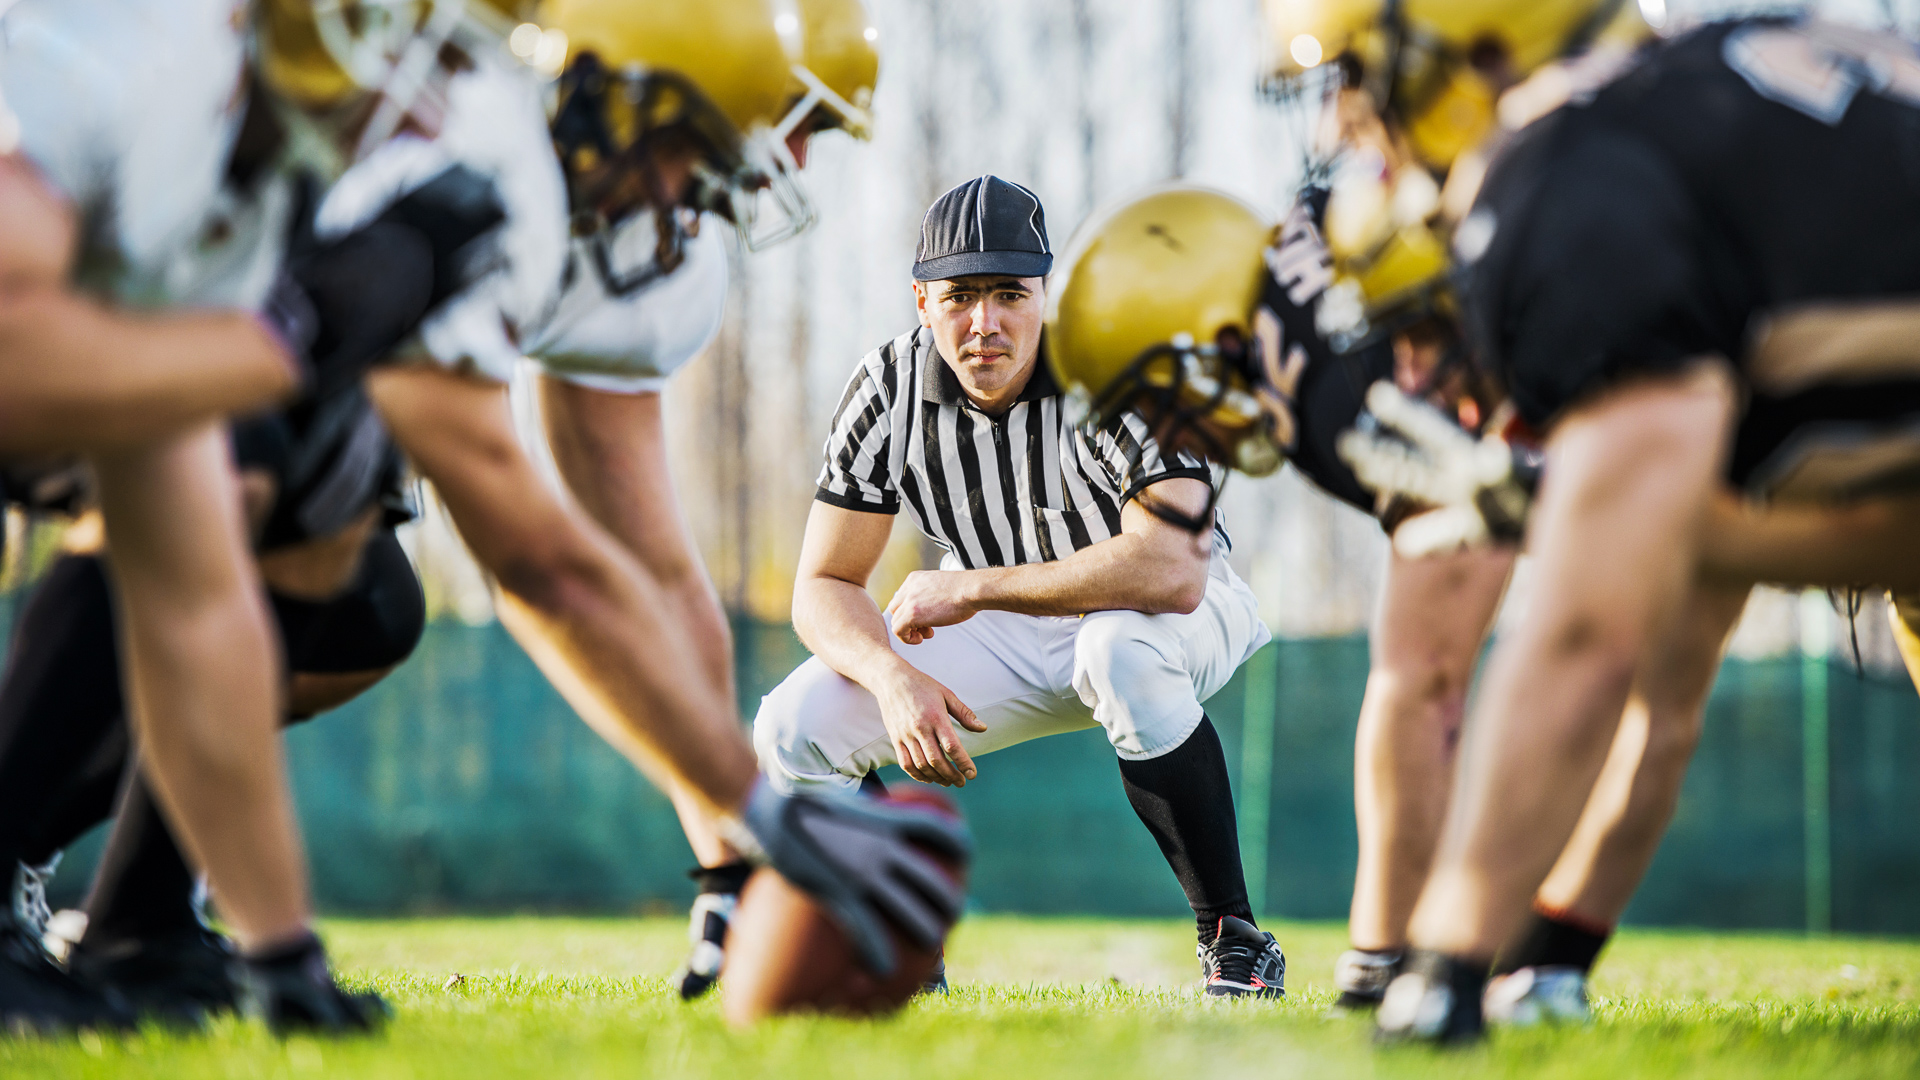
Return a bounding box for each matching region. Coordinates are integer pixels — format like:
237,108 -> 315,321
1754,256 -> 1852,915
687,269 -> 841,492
736,779 -> 972,977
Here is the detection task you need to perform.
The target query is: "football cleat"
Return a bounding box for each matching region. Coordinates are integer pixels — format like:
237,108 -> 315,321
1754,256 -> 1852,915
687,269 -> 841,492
10,855 -> 58,952
1483,965 -> 1591,1027
0,913 -> 134,1034
233,932 -> 390,1036
68,927 -> 238,1026
672,891 -> 737,1001
1333,947 -> 1403,1010
1198,916 -> 1286,999
733,779 -> 971,978
1375,952 -> 1487,1046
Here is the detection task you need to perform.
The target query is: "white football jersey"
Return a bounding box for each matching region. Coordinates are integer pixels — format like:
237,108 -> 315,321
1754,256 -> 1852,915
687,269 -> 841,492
522,213 -> 731,395
0,0 -> 289,310
317,56 -> 568,383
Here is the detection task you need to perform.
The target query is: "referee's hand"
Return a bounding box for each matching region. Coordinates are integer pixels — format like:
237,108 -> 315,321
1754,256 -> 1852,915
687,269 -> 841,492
885,570 -> 978,646
872,665 -> 988,787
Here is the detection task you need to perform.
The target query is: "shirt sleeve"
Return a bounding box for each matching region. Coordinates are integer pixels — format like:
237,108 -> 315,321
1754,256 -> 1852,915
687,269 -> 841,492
1091,412 -> 1214,506
814,355 -> 899,514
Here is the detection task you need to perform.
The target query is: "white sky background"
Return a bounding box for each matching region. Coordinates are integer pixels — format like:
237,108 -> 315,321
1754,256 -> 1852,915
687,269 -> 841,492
420,0 -> 1911,664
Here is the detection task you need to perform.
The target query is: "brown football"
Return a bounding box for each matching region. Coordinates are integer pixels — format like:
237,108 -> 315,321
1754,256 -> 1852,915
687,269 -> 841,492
721,787 -> 968,1027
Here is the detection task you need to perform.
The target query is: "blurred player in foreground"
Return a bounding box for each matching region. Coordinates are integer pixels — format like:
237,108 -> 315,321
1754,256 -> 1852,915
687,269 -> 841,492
0,0 -> 525,1031
1041,178 -> 1715,1028
1259,0 -> 1920,1044
501,0 -> 888,1002
753,176 -> 1284,997
349,0 -> 971,1001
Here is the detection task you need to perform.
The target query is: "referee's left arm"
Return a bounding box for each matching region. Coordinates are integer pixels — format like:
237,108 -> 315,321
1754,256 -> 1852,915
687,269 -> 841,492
884,475 -> 1213,640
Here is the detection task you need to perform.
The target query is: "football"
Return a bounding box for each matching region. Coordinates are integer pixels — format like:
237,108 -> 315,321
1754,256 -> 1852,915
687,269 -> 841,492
721,787 -> 968,1026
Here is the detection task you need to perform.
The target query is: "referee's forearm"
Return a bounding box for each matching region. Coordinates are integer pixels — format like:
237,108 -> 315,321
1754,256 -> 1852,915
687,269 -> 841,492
793,576 -> 915,689
966,535 -> 1207,617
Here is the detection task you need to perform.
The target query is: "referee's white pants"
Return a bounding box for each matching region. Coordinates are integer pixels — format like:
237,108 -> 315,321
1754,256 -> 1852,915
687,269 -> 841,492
753,556 -> 1271,793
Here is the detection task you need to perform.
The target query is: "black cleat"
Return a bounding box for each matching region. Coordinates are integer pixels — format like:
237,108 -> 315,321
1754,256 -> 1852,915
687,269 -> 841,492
672,891 -> 735,1001
234,932 -> 389,1036
68,927 -> 237,1026
1198,916 -> 1285,999
1375,950 -> 1488,1046
0,914 -> 134,1034
1333,948 -> 1403,1011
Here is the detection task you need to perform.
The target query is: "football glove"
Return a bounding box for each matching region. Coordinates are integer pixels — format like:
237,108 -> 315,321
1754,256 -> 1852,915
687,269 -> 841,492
262,165 -> 506,402
731,779 -> 971,977
1337,380 -> 1542,557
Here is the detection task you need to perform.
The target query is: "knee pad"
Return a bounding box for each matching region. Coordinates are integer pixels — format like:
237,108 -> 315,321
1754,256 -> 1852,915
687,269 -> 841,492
272,530 -> 426,675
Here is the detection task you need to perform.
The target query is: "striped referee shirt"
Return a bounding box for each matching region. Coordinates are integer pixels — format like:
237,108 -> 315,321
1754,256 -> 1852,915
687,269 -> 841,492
816,327 -> 1227,570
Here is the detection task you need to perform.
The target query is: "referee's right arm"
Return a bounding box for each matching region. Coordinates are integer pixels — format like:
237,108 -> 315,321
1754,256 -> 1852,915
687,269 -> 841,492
792,359 -> 986,787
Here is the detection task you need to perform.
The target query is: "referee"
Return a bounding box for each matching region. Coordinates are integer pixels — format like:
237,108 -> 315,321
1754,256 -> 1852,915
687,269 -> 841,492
754,176 -> 1284,996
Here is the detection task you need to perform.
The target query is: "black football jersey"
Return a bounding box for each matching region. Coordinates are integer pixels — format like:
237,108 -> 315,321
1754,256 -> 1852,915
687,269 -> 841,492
1464,16 -> 1920,500
1263,188 -> 1398,517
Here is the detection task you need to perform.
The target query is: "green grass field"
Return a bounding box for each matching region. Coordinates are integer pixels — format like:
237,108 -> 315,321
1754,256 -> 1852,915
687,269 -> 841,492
3,916 -> 1917,1078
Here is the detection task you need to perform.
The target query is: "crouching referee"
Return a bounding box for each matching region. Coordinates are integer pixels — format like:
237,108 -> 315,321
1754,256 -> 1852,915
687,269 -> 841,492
753,176 -> 1282,996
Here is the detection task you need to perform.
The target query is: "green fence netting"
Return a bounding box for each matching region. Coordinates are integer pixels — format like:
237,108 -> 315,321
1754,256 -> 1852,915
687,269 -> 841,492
38,620 -> 1920,932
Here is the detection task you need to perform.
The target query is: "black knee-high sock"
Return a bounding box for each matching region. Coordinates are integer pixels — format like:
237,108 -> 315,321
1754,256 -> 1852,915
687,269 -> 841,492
83,771 -> 201,943
1115,717 -> 1253,945
0,555 -> 126,874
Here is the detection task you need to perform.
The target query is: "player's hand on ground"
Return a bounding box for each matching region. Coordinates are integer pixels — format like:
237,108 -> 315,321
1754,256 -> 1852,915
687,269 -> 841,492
873,665 -> 986,786
885,570 -> 979,645
737,779 -> 972,976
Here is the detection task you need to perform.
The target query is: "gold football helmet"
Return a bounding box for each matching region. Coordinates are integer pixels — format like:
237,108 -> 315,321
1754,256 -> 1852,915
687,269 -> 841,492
540,0 -> 807,290
256,0 -> 523,160
1266,0 -> 1650,342
1045,187 -> 1285,485
744,0 -> 882,248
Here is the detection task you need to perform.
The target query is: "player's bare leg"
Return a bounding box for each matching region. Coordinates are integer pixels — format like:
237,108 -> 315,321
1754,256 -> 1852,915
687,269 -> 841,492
537,379 -> 741,859
536,378 -> 746,996
372,366 -> 757,811
1484,579 -> 1748,1025
89,428 -> 310,952
1383,366 -> 1734,1041
1338,545 -> 1513,1005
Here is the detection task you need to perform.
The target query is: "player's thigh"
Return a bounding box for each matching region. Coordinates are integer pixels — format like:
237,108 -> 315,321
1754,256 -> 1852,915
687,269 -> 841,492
1371,543 -> 1515,688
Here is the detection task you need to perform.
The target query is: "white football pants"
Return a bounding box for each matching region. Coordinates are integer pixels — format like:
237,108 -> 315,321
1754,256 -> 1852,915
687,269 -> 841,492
754,555 -> 1271,793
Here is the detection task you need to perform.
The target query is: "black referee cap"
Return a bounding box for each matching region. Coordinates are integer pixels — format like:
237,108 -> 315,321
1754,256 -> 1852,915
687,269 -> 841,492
913,175 -> 1052,281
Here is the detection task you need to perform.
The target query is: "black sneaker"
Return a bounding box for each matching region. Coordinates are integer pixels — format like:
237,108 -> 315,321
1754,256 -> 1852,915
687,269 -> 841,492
1198,916 -> 1285,999
1333,948 -> 1403,1011
672,891 -> 735,1001
233,932 -> 389,1036
68,927 -> 238,1026
0,914 -> 134,1034
1375,950 -> 1487,1046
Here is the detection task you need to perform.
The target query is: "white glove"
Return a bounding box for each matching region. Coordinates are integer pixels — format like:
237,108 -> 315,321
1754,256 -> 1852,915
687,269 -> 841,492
1336,380 -> 1540,557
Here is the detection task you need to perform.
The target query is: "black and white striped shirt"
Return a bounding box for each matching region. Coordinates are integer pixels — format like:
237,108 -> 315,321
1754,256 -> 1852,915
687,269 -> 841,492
816,327 -> 1226,569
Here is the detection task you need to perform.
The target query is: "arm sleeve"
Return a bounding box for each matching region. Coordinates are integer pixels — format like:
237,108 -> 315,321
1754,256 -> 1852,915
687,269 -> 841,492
814,357 -> 899,514
1093,413 -> 1213,506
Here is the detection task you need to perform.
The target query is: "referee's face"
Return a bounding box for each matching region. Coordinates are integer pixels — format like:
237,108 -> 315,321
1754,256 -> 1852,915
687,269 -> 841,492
915,275 -> 1047,413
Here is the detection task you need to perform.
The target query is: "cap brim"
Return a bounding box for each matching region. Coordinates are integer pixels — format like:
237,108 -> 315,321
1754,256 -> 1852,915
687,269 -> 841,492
913,250 -> 1054,281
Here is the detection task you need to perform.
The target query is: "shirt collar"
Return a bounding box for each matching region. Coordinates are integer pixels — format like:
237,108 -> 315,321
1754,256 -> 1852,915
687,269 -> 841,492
918,328 -> 1060,410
